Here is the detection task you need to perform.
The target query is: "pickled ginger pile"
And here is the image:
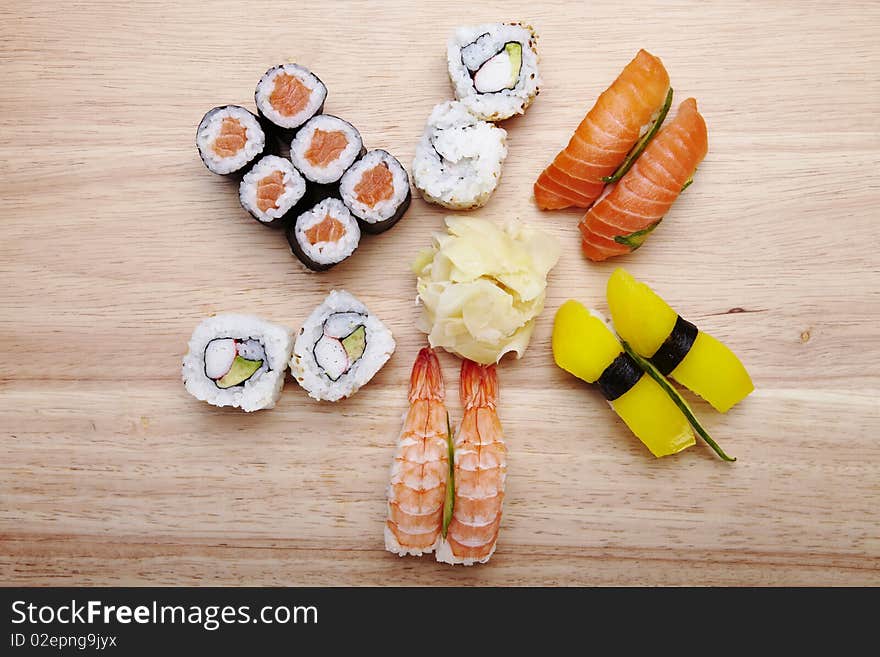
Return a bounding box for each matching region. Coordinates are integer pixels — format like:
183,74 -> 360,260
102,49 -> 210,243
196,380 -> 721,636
413,216 -> 560,364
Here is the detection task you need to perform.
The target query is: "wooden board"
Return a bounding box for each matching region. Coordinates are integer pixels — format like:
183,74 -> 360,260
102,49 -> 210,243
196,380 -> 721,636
1,0 -> 878,586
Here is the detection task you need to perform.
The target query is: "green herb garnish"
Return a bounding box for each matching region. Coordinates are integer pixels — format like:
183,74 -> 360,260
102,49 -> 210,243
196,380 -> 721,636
622,340 -> 736,462
602,87 -> 673,184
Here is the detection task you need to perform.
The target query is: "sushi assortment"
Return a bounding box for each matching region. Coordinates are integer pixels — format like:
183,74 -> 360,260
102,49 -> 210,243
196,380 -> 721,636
287,198 -> 361,272
196,106 -> 267,176
183,30 -> 754,567
339,149 -> 412,233
182,291 -> 394,410
385,349 -> 506,565
195,64 -> 410,271
552,268 -> 752,459
413,23 -> 541,210
534,50 -> 708,261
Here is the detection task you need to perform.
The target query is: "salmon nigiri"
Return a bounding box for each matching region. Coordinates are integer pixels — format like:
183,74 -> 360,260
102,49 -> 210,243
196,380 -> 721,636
579,98 -> 708,262
533,50 -> 670,210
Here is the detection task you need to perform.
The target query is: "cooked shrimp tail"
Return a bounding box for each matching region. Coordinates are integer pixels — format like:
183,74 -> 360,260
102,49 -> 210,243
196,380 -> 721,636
436,360 -> 506,565
385,348 -> 451,556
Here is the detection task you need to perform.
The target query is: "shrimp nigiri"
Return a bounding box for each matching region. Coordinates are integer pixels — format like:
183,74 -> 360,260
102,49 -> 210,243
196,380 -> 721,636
436,360 -> 506,565
385,347 -> 451,556
579,98 -> 708,261
533,49 -> 670,210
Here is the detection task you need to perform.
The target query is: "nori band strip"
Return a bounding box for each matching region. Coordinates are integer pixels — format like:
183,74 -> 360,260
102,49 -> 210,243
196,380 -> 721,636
651,315 -> 698,375
596,352 -> 643,401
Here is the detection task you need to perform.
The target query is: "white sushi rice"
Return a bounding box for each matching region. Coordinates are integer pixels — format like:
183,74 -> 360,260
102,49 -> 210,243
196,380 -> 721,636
290,115 -> 363,184
291,290 -> 395,402
255,63 -> 327,130
339,149 -> 410,223
412,101 -> 508,210
292,198 -> 361,266
239,156 -> 307,223
182,314 -> 293,412
435,539 -> 497,566
196,106 -> 265,175
447,23 -> 541,121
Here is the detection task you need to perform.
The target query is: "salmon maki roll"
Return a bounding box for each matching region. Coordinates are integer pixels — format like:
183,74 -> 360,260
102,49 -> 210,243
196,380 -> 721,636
339,150 -> 411,234
579,98 -> 708,262
286,198 -> 361,272
238,155 -> 307,228
533,50 -> 670,210
255,64 -> 327,136
196,105 -> 267,176
290,115 -> 364,187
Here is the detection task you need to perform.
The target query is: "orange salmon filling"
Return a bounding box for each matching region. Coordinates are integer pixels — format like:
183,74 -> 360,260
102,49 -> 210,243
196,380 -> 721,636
269,73 -> 311,117
256,170 -> 285,212
305,129 -> 348,167
354,163 -> 394,207
304,214 -> 346,245
212,118 -> 248,158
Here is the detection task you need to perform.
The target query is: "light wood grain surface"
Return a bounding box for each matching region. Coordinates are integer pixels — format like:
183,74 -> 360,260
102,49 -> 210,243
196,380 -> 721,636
1,0 -> 878,586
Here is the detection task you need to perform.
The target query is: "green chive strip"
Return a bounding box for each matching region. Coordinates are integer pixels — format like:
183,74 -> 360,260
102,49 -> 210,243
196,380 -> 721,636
442,412 -> 455,537
602,87 -> 674,184
621,340 -> 736,462
681,171 -> 695,192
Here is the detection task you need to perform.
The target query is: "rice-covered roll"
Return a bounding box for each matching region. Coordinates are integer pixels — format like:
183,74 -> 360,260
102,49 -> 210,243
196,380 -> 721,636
182,314 -> 293,412
412,101 -> 508,210
448,23 -> 541,121
339,149 -> 411,234
286,198 -> 361,271
196,106 -> 267,176
255,63 -> 327,135
290,115 -> 364,185
291,290 -> 395,402
238,155 -> 308,228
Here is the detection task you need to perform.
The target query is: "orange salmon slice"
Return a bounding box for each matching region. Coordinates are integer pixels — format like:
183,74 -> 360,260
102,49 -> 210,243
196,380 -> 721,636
269,73 -> 311,117
305,214 -> 346,244
256,170 -> 285,212
533,49 -> 670,210
212,117 -> 247,158
354,163 -> 394,206
304,129 -> 348,167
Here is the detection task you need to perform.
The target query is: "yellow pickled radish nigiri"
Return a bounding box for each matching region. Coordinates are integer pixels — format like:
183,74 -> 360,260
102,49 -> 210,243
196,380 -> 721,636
552,300 -> 695,458
606,268 -> 754,413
